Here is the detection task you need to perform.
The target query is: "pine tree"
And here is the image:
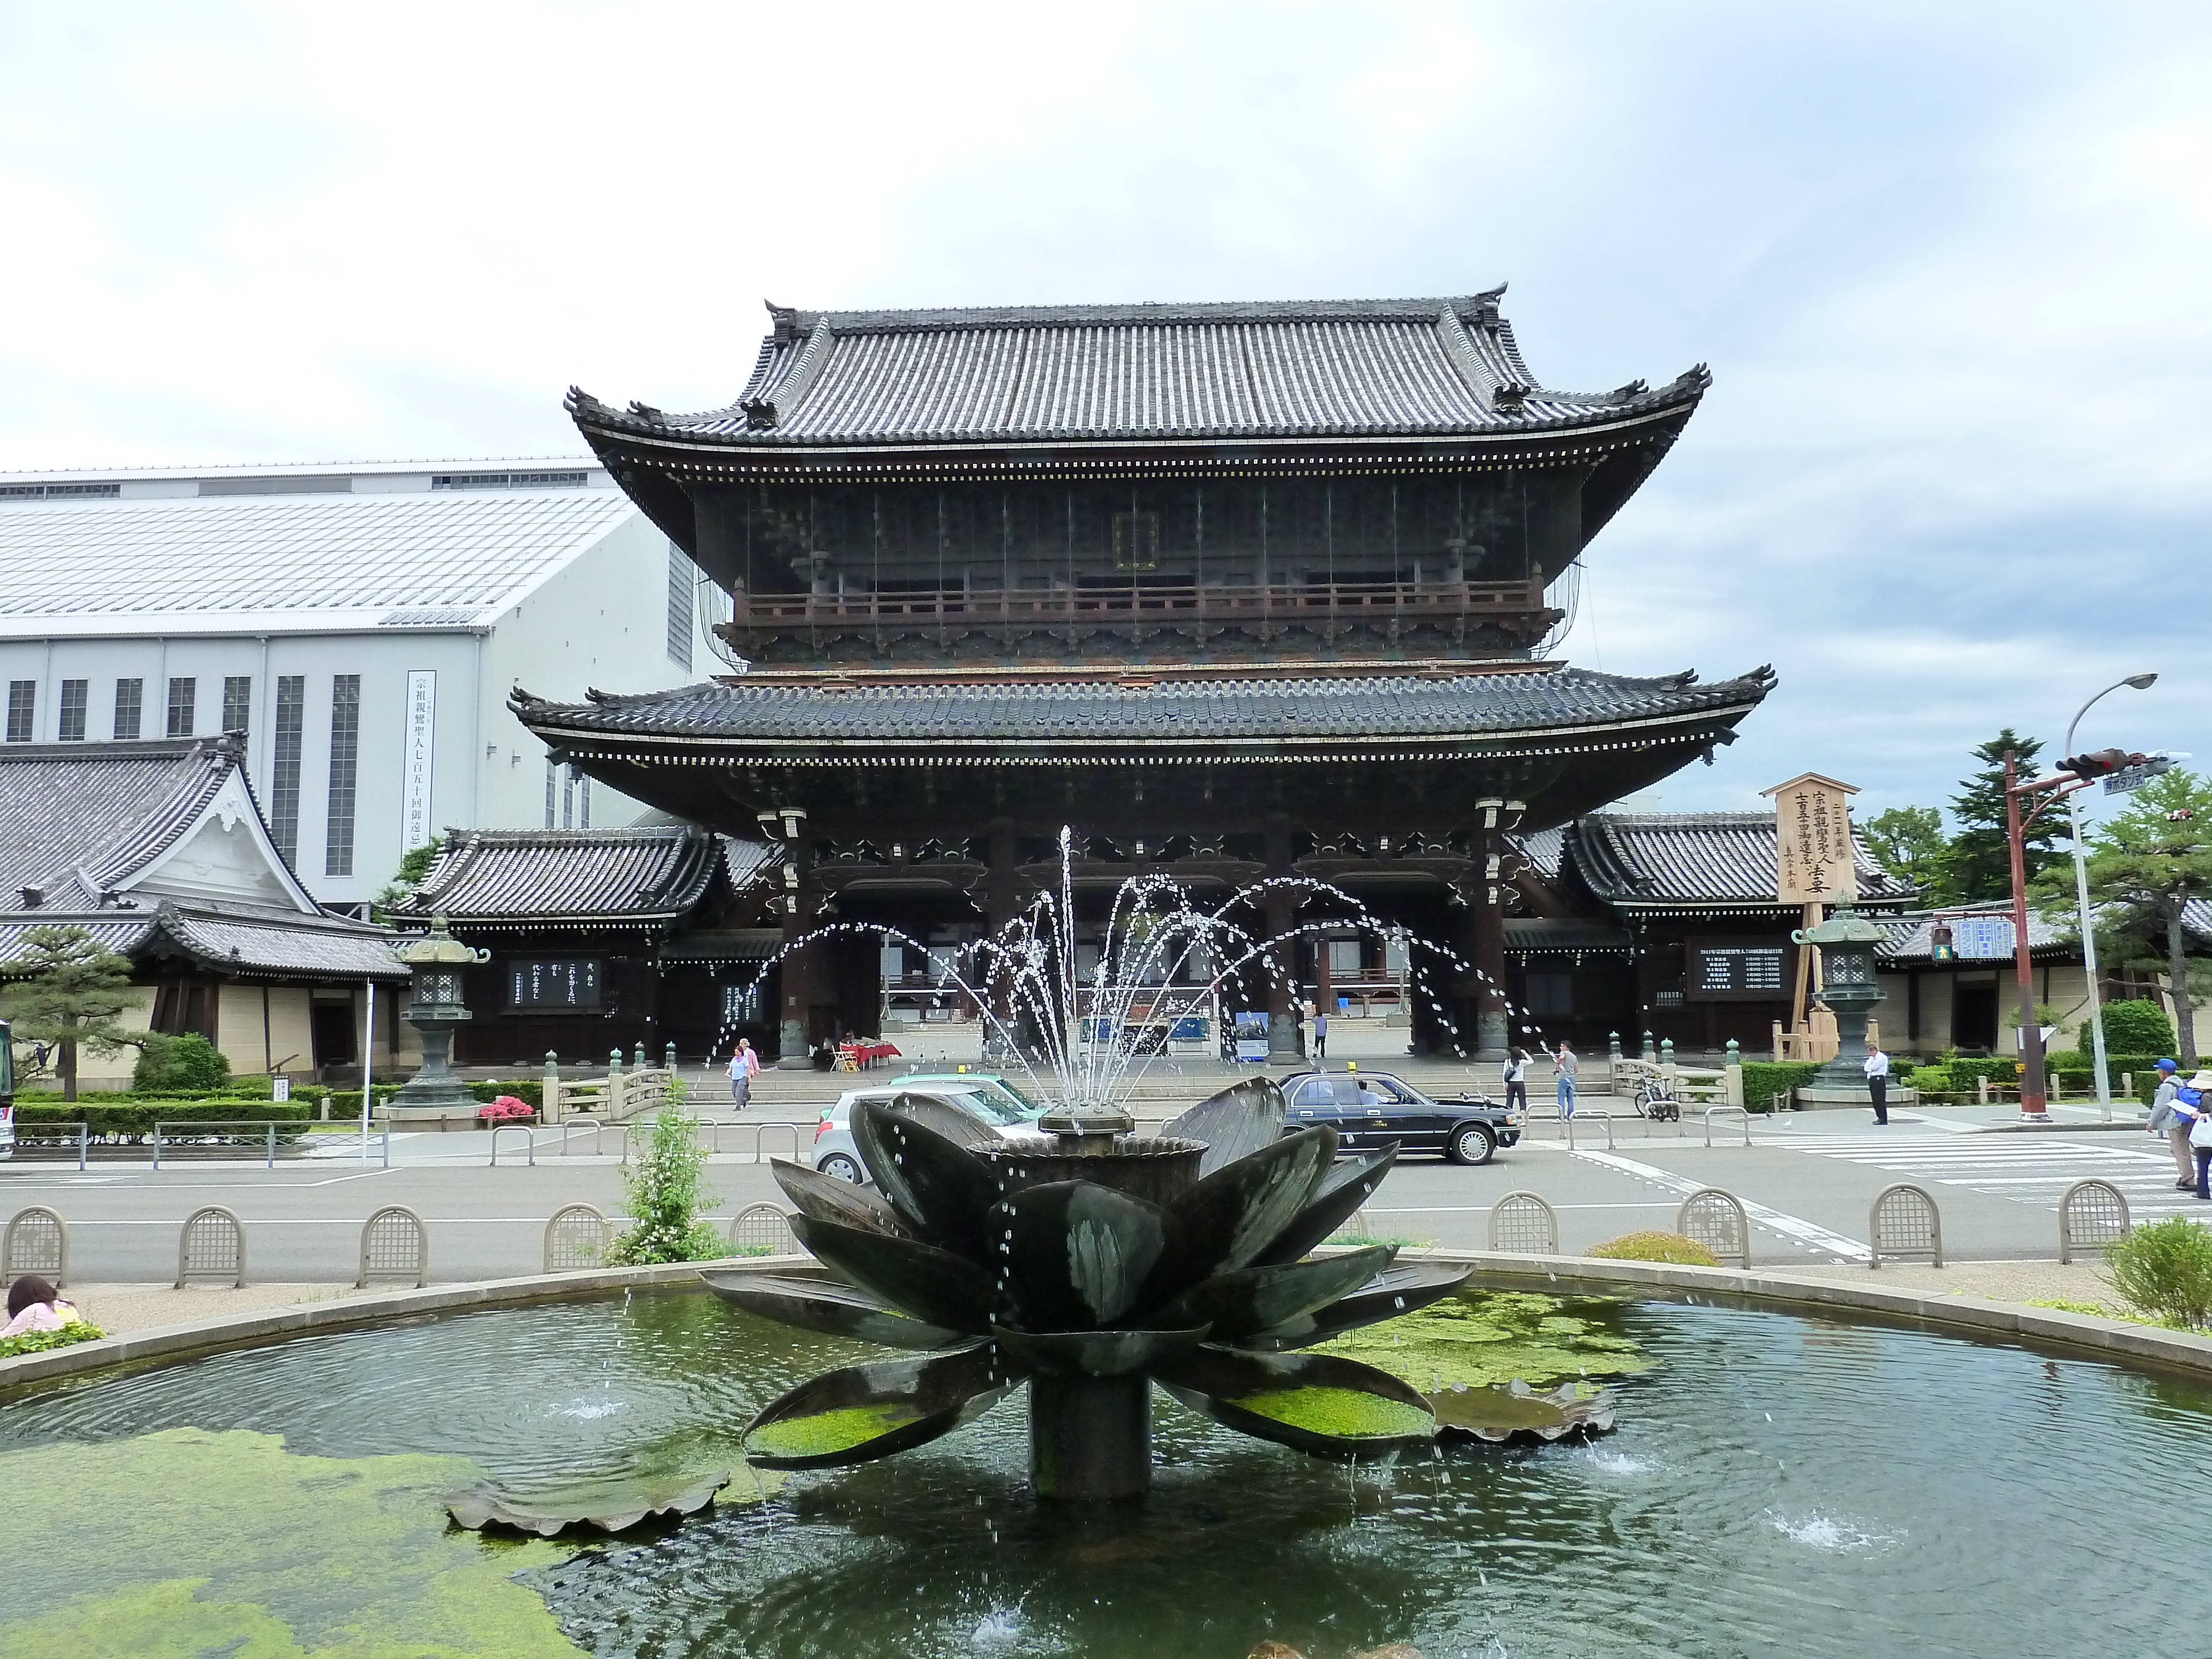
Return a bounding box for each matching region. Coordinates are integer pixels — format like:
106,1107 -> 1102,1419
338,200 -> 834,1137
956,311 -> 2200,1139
1941,729 -> 2064,904
0,926 -> 140,1102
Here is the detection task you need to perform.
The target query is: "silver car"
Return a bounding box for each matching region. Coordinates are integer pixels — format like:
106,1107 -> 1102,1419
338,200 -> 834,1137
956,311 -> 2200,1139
810,1082 -> 1038,1183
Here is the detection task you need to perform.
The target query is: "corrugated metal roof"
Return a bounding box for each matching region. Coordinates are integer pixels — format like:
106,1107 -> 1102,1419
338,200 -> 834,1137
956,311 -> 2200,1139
0,738 -> 239,903
1567,811 -> 1915,910
0,486 -> 638,637
518,665 -> 1775,747
572,293 -> 1707,449
394,827 -> 780,924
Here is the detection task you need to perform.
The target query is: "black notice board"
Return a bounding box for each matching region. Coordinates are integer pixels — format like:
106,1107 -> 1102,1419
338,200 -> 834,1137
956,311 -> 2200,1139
1688,941 -> 1791,1001
508,959 -> 602,1010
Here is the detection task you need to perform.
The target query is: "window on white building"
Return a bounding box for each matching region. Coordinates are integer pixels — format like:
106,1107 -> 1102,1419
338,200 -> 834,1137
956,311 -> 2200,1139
57,680 -> 87,742
221,675 -> 252,734
113,679 -> 143,740
4,681 -> 32,743
325,675 -> 360,877
271,676 -> 305,862
165,677 -> 195,738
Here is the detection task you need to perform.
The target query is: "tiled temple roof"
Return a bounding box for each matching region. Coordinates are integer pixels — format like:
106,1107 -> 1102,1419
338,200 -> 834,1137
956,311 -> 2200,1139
392,827 -> 780,928
568,291 -> 1707,451
1876,907 -> 2072,963
1566,811 -> 1915,912
512,664 -> 1775,752
0,737 -> 249,906
0,900 -> 406,982
1503,917 -> 1635,956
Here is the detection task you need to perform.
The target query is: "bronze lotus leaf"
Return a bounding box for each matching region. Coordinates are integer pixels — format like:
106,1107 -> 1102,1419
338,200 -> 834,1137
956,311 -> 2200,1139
703,1079 -> 1474,1481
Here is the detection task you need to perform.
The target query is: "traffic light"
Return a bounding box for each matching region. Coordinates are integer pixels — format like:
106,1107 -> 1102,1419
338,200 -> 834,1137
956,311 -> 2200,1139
1930,923 -> 1955,962
2061,747 -> 2140,779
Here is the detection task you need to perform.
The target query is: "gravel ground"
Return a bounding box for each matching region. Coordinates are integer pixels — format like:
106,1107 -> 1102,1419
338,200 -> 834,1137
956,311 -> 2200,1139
62,1282 -> 384,1337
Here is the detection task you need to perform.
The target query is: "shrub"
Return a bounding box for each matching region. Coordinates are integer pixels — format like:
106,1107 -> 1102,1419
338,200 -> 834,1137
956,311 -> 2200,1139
1739,1061 -> 1822,1112
130,1032 -> 232,1094
0,1321 -> 107,1359
2091,999 -> 2179,1061
1947,1057 -> 2019,1089
15,1099 -> 310,1142
605,1102 -> 727,1265
2105,1215 -> 2212,1329
1588,1230 -> 1720,1267
1907,1064 -> 1955,1092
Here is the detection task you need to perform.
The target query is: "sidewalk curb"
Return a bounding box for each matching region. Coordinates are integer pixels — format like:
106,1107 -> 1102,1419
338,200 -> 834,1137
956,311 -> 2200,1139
4,1250 -> 2207,1395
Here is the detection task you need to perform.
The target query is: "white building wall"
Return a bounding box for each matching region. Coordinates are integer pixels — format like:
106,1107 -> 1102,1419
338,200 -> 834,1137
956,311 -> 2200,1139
0,472 -> 731,907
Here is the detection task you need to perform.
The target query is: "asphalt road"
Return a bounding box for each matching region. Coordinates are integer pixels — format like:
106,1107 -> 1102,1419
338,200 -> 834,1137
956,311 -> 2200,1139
3,1098 -> 2185,1284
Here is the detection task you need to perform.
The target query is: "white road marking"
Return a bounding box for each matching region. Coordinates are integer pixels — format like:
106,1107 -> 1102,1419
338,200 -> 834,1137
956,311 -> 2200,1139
1569,1148 -> 1872,1262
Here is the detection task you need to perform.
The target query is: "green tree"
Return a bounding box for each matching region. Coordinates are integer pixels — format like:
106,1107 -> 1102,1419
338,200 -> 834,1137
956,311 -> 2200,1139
1862,806 -> 1947,894
131,1031 -> 233,1094
1942,729 -> 2064,904
2049,767 -> 2212,1067
0,926 -> 140,1102
371,834 -> 445,924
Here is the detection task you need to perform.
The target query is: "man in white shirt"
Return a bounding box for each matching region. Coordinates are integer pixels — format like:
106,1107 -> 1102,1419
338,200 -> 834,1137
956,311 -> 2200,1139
1864,1044 -> 1890,1125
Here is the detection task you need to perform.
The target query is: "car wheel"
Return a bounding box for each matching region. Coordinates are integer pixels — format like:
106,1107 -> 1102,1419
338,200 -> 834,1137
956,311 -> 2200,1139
818,1153 -> 865,1183
1447,1124 -> 1496,1166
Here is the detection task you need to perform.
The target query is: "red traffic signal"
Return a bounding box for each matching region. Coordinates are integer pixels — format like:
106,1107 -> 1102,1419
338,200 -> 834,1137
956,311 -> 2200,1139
2062,748 -> 2143,779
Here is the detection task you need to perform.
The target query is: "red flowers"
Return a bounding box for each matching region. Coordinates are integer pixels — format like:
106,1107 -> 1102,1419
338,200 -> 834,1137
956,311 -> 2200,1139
476,1095 -> 534,1123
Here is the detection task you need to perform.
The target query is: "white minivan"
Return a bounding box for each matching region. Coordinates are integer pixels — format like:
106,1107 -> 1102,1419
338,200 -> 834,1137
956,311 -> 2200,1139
810,1079 -> 1040,1182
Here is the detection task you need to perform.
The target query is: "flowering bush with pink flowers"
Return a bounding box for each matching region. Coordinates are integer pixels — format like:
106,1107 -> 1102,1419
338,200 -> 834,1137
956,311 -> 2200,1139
476,1095 -> 534,1123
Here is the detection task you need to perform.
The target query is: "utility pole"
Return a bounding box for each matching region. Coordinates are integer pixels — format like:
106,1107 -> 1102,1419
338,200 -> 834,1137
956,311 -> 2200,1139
2003,751 -> 2048,1119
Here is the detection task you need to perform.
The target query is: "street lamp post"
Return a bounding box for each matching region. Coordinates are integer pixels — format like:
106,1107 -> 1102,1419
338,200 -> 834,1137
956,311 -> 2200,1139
2063,673 -> 2159,1121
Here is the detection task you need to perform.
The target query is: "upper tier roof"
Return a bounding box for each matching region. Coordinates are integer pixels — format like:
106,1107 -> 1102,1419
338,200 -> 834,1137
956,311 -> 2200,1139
569,290 -> 1707,452
513,664 -> 1774,752
0,737 -> 253,906
1567,811 -> 1916,911
0,466 -> 635,639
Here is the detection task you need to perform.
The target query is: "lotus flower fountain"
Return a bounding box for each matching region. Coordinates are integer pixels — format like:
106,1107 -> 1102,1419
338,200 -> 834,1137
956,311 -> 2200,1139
705,1079 -> 1472,1501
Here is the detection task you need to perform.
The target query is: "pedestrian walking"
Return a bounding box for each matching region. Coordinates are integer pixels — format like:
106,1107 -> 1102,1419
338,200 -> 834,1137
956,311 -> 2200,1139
1313,1008 -> 1329,1062
1864,1043 -> 1891,1125
726,1037 -> 760,1110
2148,1058 -> 2194,1190
2183,1070 -> 2212,1202
1502,1047 -> 1530,1117
1552,1041 -> 1579,1120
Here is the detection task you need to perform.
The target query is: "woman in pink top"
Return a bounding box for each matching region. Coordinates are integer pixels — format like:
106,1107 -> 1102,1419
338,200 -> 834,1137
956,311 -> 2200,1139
0,1275 -> 76,1339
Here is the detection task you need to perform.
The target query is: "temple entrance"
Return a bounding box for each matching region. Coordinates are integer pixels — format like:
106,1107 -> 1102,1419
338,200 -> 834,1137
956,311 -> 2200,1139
1952,983 -> 1999,1055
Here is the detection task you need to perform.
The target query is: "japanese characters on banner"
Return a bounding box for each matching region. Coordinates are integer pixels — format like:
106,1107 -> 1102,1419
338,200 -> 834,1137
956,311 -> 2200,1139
1761,772 -> 1859,904
401,670 -> 437,851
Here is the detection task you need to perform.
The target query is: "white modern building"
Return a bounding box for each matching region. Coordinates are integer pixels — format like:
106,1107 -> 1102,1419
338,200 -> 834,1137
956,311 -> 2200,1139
0,459 -> 733,909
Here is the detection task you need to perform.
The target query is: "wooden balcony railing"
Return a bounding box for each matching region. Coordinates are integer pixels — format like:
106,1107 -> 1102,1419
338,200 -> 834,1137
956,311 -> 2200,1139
727,577 -> 1550,632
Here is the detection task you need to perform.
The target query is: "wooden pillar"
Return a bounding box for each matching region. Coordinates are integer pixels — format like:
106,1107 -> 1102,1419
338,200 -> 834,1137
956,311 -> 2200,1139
1473,799 -> 1511,1056
1264,816 -> 1301,1061
769,807 -> 816,1067
984,816 -> 1018,1054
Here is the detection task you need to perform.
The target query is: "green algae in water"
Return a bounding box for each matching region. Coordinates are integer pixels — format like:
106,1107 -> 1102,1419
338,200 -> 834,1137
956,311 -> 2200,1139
0,1427 -> 580,1657
1227,1386 -> 1434,1438
1316,1290 -> 1651,1396
747,1401 -> 924,1458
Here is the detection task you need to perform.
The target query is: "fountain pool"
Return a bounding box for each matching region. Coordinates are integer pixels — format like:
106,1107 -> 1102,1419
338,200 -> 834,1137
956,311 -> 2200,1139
1,1282 -> 2205,1658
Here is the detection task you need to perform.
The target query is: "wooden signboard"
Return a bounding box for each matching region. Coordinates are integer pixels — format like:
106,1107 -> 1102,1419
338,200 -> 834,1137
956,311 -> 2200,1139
1761,773 -> 1859,904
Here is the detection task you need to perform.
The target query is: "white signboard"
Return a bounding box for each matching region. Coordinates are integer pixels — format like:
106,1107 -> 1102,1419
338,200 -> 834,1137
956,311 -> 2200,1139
402,670 -> 437,850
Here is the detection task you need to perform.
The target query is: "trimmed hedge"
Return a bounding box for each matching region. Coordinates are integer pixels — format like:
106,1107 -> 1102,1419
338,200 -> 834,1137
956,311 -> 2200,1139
15,1099 -> 311,1143
1740,1061 -> 1823,1112
468,1079 -> 544,1109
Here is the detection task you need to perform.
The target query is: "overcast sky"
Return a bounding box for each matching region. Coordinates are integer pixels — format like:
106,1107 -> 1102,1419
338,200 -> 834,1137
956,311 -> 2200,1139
3,2 -> 2205,828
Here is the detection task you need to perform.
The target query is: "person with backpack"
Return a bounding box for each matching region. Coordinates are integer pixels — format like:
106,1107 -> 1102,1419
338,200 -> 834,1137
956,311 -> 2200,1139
1502,1047 -> 1530,1117
2183,1070 -> 2212,1202
2148,1058 -> 2194,1190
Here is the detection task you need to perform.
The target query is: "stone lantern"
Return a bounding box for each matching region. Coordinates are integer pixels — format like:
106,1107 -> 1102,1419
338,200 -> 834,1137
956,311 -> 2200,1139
1796,906 -> 1886,1094
388,916 -> 491,1125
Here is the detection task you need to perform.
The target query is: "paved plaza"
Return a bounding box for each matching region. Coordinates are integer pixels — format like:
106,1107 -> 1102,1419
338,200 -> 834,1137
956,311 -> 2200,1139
6,1071 -> 2178,1296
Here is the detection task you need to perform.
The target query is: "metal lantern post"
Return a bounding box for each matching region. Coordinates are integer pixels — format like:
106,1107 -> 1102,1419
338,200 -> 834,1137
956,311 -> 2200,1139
1797,908 -> 1885,1094
388,916 -> 492,1123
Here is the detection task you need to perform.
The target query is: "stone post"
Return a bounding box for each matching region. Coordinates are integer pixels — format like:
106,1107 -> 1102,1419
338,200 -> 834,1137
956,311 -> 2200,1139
767,807 -> 816,1067
664,1041 -> 677,1072
633,1041 -> 647,1070
543,1051 -> 561,1123
1724,1039 -> 1744,1107
1642,1030 -> 1656,1062
1608,1031 -> 1623,1063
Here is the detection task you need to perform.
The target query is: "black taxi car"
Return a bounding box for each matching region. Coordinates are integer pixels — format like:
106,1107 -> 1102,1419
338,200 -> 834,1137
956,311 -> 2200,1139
1279,1069 -> 1521,1165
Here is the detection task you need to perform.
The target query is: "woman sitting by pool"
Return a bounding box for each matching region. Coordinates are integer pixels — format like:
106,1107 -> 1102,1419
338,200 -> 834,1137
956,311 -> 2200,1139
1,1275 -> 80,1339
